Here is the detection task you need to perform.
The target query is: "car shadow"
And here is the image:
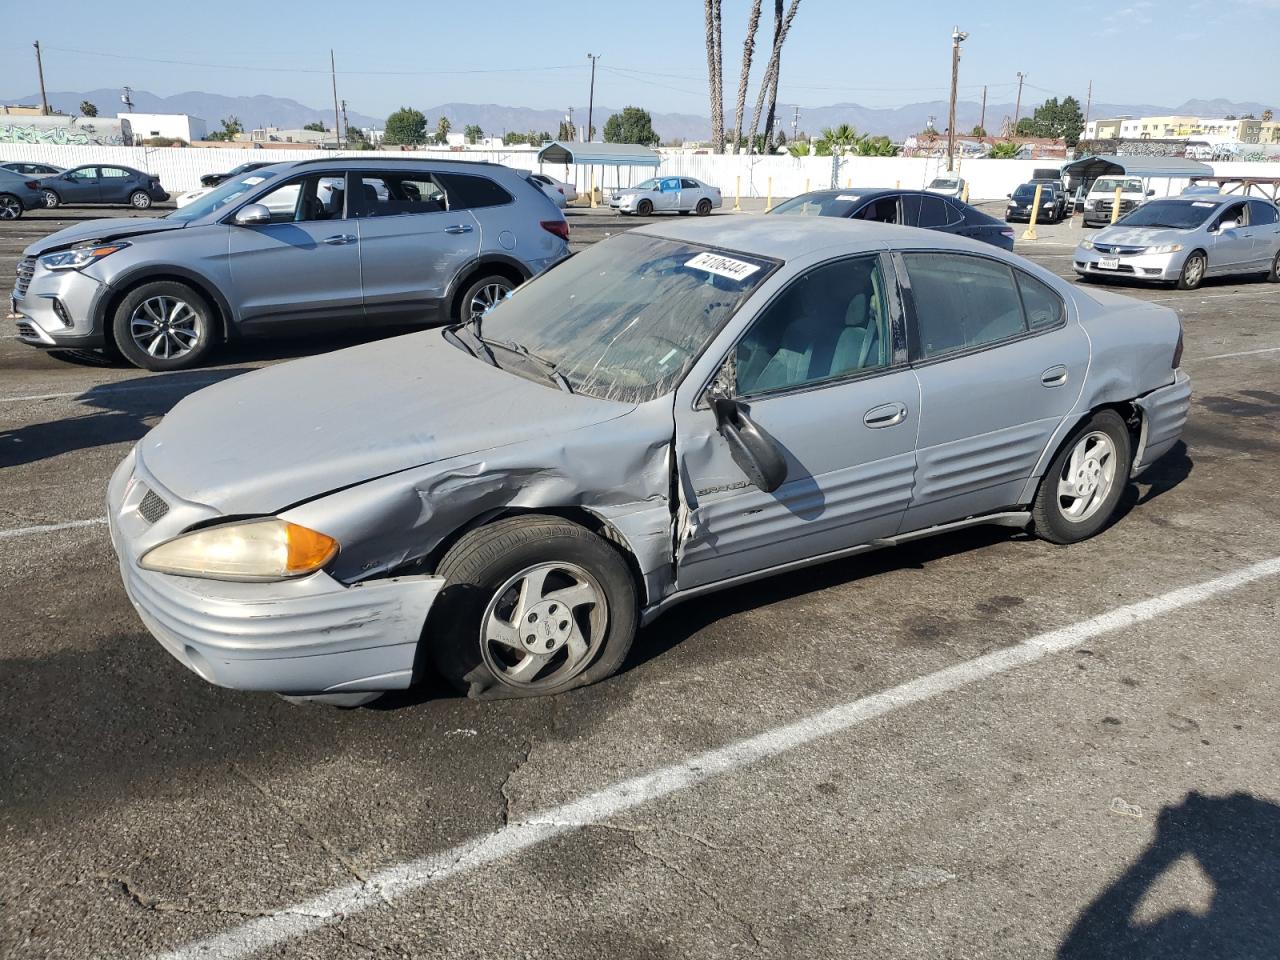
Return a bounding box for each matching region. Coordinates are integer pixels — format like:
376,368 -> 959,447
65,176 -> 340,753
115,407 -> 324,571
0,368 -> 253,468
1058,791 -> 1280,959
1113,441 -> 1193,523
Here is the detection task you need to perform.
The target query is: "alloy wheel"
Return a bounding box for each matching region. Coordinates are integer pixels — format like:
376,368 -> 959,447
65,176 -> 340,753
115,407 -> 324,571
0,197 -> 19,220
468,280 -> 512,321
131,192 -> 151,209
129,295 -> 201,360
1183,255 -> 1205,288
42,190 -> 59,208
479,561 -> 608,690
1056,431 -> 1117,523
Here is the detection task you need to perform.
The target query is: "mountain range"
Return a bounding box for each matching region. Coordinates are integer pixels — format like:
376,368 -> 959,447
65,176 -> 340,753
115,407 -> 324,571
4,89 -> 1273,142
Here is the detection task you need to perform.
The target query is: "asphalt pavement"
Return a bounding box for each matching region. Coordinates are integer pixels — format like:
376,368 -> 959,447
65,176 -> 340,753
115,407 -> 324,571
2,200 -> 1279,960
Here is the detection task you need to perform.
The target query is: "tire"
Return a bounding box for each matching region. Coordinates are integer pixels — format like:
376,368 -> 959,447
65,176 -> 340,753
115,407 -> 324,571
696,198 -> 713,216
636,198 -> 653,216
430,515 -> 638,700
454,273 -> 516,324
111,280 -> 217,371
41,189 -> 60,209
1267,249 -> 1280,283
1176,250 -> 1207,290
1032,410 -> 1133,545
0,194 -> 22,220
129,190 -> 153,210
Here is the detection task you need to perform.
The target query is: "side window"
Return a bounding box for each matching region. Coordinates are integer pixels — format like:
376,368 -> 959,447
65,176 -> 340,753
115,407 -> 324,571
856,196 -> 900,224
99,167 -> 130,179
903,253 -> 1027,359
1215,202 -> 1247,229
916,195 -> 951,229
69,168 -> 97,180
434,172 -> 512,209
942,199 -> 966,226
356,173 -> 447,217
735,255 -> 890,396
1247,199 -> 1277,225
899,193 -> 921,225
681,178 -> 699,189
1016,271 -> 1065,330
661,178 -> 681,192
254,174 -> 346,223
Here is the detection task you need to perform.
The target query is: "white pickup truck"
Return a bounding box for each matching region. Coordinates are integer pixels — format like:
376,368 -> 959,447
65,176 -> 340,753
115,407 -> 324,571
1081,176 -> 1154,227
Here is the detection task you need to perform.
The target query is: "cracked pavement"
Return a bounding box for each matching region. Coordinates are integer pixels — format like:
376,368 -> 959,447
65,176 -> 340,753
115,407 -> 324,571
3,204 -> 1280,958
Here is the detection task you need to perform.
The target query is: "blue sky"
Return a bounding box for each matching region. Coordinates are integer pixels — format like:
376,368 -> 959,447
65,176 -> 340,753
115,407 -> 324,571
2,0 -> 1276,117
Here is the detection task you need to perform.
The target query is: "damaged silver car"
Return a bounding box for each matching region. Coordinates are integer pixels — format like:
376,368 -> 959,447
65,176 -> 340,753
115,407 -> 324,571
108,217 -> 1191,705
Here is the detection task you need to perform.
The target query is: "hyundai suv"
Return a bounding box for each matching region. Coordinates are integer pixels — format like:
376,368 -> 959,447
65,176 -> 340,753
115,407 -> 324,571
12,158 -> 570,370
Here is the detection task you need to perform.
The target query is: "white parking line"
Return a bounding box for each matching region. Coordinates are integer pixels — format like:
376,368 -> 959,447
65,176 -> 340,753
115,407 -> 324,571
0,517 -> 107,540
1190,345 -> 1280,362
153,555 -> 1280,960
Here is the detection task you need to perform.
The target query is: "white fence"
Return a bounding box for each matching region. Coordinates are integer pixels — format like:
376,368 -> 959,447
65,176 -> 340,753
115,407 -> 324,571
2,143 -> 1275,202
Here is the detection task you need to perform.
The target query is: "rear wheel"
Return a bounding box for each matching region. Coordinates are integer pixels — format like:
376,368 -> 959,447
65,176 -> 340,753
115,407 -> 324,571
429,515 -> 638,699
636,198 -> 653,216
455,273 -> 515,324
129,190 -> 153,210
0,194 -> 22,220
1032,410 -> 1132,544
111,280 -> 216,371
1176,251 -> 1206,290
696,198 -> 713,216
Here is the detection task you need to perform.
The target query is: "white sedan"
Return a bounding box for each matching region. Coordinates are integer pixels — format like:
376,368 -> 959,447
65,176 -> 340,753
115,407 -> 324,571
610,176 -> 722,216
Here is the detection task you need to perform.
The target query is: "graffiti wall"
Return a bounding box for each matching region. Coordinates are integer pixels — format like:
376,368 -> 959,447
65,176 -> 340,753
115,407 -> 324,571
0,118 -> 132,146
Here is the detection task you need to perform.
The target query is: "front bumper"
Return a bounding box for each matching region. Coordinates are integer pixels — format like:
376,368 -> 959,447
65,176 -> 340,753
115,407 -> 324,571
107,449 -> 445,695
1073,247 -> 1184,282
12,257 -> 110,348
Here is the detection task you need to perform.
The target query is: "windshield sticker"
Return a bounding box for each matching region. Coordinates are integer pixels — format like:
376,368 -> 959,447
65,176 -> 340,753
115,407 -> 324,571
243,176 -> 265,185
685,252 -> 762,282
1191,201 -> 1216,207
836,194 -> 861,202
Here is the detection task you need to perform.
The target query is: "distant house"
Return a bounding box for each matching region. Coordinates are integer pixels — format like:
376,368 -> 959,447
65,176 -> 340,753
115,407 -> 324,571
118,112 -> 207,142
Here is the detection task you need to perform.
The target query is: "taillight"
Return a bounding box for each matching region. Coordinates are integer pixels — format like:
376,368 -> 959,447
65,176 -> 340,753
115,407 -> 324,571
1172,324 -> 1183,369
24,180 -> 38,190
540,219 -> 570,241
557,187 -> 565,195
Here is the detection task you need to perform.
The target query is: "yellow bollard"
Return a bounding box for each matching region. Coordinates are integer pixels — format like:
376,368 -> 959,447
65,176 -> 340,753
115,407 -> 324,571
895,179 -> 901,189
590,171 -> 598,208
847,177 -> 852,188
961,181 -> 970,204
804,177 -> 810,194
734,175 -> 741,211
1022,183 -> 1043,241
765,176 -> 773,212
1111,185 -> 1122,224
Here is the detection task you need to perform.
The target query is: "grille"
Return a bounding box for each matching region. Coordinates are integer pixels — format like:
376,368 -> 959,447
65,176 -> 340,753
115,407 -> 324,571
1094,243 -> 1144,256
15,257 -> 35,297
15,321 -> 38,340
138,488 -> 170,524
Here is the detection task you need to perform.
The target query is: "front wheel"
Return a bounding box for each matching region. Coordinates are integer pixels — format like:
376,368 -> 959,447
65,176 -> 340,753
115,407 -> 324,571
1032,410 -> 1132,544
1176,251 -> 1206,290
0,194 -> 22,220
636,198 -> 653,216
129,190 -> 153,210
111,280 -> 217,371
1267,249 -> 1280,283
41,189 -> 60,208
430,515 -> 638,699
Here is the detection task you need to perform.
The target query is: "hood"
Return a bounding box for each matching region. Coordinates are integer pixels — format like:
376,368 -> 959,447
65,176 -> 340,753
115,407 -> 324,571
137,330 -> 634,516
613,187 -> 649,196
1090,225 -> 1188,247
24,217 -> 185,257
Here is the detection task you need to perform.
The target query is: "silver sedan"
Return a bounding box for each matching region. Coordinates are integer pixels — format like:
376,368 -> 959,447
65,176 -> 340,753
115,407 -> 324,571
1074,194 -> 1280,290
108,218 -> 1189,706
610,175 -> 722,216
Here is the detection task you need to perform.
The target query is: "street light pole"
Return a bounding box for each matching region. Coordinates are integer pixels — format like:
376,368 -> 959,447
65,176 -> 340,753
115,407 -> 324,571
1013,71 -> 1026,135
585,54 -> 599,143
946,27 -> 968,172
33,41 -> 50,116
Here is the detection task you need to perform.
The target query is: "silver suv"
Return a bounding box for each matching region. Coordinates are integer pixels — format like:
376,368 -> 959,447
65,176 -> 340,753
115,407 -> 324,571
12,158 -> 570,370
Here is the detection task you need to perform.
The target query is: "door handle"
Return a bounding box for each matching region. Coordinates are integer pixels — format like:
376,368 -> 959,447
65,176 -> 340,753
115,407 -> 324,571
1040,365 -> 1069,387
323,234 -> 357,245
864,402 -> 907,428
444,223 -> 474,234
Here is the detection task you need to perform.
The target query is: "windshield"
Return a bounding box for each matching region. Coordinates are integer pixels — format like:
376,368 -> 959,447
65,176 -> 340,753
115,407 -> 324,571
476,233 -> 778,403
1116,199 -> 1219,229
634,178 -> 660,190
1013,185 -> 1037,199
769,192 -> 860,217
928,178 -> 958,189
166,169 -> 282,221
1093,178 -> 1143,194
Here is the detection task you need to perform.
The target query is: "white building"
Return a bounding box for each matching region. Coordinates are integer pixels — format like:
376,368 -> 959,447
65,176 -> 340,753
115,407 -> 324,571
118,112 -> 207,142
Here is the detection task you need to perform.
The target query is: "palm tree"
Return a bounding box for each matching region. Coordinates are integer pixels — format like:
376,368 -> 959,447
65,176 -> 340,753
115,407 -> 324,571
988,140 -> 1023,159
79,100 -> 98,117
704,0 -> 724,152
821,123 -> 859,154
762,0 -> 784,149
435,116 -> 451,144
731,0 -> 763,154
746,0 -> 801,151
853,135 -> 898,157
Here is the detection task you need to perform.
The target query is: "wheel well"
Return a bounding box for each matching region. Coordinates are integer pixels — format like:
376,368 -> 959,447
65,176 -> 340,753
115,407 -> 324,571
1045,401 -> 1142,477
448,261 -> 526,323
101,274 -> 229,351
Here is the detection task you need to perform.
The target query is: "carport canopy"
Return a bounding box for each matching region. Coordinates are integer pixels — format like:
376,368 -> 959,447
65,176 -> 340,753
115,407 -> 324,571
1061,154 -> 1213,183
536,141 -> 660,166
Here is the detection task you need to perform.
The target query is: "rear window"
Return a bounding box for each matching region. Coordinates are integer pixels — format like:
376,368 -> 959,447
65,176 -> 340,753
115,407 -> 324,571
435,172 -> 513,209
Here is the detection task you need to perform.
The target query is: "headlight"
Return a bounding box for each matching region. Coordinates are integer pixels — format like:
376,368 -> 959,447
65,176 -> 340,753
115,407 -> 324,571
1084,200 -> 1096,210
139,519 -> 339,581
40,241 -> 131,271
1079,239 -> 1094,250
1144,243 -> 1183,255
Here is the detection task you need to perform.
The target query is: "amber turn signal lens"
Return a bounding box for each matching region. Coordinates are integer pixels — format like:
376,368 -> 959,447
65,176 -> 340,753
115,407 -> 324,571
284,522 -> 339,574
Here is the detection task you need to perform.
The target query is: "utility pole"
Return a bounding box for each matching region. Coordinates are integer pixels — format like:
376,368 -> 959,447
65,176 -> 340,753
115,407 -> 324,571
120,85 -> 134,113
946,26 -> 968,171
33,41 -> 50,115
566,106 -> 575,142
979,85 -> 987,135
1084,79 -> 1092,138
341,99 -> 350,142
1013,71 -> 1026,133
330,49 -> 342,147
585,54 -> 599,143
792,105 -> 800,144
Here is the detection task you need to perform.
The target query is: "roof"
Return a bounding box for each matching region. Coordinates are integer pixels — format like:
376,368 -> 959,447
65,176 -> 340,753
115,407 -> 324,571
1062,155 -> 1213,179
536,141 -> 660,166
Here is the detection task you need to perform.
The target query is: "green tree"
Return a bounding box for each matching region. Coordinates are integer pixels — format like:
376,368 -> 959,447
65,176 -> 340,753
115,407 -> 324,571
435,116 -> 452,144
384,107 -> 427,145
970,124 -> 987,137
816,123 -> 858,155
853,134 -> 898,156
988,140 -> 1023,159
303,121 -> 327,132
1262,109 -> 1273,122
463,124 -> 484,144
786,140 -> 810,157
1016,96 -> 1085,145
205,115 -> 244,142
557,119 -> 576,141
603,106 -> 658,145
80,100 -> 98,117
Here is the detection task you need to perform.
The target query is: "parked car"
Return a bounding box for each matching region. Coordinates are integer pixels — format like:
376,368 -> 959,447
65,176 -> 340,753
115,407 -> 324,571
1074,195 -> 1280,290
1030,177 -> 1069,217
13,158 -> 569,370
37,164 -> 169,209
0,168 -> 45,220
770,188 -> 1015,250
1081,176 -> 1153,227
106,216 -> 1189,706
1,160 -> 64,177
924,175 -> 966,200
529,172 -> 578,204
610,176 -> 721,216
1006,182 -> 1063,224
178,161 -> 279,208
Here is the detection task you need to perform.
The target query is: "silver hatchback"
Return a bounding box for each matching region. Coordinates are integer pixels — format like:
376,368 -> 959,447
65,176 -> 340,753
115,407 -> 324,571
12,158 -> 569,370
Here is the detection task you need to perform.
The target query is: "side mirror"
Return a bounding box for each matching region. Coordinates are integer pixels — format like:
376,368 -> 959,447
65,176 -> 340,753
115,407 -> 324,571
1147,189 -> 1155,197
712,397 -> 787,493
1217,220 -> 1238,234
1005,193 -> 1012,199
233,203 -> 272,226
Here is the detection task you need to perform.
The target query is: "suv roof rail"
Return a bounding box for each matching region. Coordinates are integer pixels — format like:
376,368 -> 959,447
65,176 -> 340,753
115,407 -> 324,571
287,155 -> 506,169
